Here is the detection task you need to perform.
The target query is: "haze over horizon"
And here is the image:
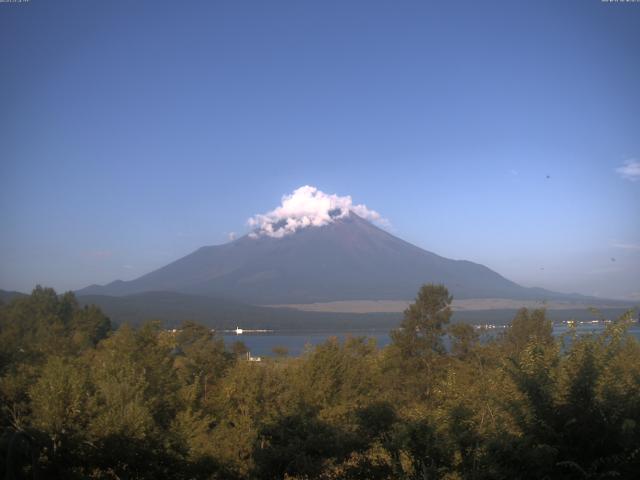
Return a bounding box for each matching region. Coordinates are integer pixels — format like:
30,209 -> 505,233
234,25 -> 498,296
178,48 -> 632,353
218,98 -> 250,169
1,1 -> 639,299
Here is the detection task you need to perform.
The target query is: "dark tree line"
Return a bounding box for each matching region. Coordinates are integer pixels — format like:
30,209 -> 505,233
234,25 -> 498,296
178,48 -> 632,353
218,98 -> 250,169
1,285 -> 639,479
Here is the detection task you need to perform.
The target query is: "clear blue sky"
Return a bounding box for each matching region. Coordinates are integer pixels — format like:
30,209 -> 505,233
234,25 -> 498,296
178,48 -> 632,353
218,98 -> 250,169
1,0 -> 639,299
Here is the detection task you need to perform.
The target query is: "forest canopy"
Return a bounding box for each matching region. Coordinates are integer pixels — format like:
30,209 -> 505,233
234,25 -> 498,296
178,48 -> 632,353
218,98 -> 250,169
1,285 -> 639,479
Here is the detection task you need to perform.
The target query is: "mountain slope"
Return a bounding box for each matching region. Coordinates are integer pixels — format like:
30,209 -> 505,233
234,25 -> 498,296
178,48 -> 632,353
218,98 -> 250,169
77,213 -> 581,304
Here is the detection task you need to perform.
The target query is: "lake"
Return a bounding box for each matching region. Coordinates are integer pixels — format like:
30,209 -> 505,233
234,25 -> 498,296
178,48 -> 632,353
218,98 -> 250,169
222,322 -> 640,357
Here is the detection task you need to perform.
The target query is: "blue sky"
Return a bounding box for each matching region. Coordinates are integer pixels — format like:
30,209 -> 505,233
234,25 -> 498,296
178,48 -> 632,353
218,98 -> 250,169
1,0 -> 639,299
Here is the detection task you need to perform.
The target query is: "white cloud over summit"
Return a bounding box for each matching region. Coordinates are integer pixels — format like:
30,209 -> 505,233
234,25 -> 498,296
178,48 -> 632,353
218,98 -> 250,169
248,185 -> 384,238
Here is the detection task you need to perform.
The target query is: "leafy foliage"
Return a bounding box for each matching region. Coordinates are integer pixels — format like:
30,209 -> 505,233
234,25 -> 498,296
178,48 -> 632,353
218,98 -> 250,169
0,285 -> 639,479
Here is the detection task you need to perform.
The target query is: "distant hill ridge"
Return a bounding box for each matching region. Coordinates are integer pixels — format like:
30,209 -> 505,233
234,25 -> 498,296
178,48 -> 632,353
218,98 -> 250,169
0,289 -> 27,304
3,288 -> 632,330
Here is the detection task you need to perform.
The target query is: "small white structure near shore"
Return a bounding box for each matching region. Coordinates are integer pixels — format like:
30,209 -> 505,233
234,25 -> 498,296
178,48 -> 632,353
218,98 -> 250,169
246,352 -> 261,362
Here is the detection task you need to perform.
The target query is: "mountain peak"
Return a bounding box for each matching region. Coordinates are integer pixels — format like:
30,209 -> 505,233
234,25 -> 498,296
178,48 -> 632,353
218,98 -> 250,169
76,187 -> 590,304
76,202 -> 578,304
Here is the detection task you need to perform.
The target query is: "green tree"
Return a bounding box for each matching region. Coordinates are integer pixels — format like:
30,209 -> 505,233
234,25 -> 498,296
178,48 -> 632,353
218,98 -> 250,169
502,307 -> 553,357
174,321 -> 231,405
27,355 -> 89,476
390,284 -> 453,358
29,356 -> 87,445
387,284 -> 453,400
252,410 -> 348,480
69,304 -> 111,348
448,322 -> 479,360
88,325 -> 155,440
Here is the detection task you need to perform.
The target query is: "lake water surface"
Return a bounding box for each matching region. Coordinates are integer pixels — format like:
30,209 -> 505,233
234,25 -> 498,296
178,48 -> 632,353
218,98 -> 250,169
222,322 -> 640,358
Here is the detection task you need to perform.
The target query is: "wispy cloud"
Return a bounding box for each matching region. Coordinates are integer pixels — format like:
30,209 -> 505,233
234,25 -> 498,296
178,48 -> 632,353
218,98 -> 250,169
248,185 -> 386,238
612,242 -> 640,251
227,232 -> 237,241
615,159 -> 640,181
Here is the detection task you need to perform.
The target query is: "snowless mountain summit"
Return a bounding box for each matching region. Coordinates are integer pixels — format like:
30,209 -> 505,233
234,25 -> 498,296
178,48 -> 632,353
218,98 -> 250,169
78,188 -> 578,304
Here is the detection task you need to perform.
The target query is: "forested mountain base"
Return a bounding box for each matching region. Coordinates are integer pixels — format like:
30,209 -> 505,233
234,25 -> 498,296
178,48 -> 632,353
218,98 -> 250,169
1,286 -> 639,479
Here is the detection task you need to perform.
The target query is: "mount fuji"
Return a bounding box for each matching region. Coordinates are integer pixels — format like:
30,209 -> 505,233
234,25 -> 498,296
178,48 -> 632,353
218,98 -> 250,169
77,212 -> 579,305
